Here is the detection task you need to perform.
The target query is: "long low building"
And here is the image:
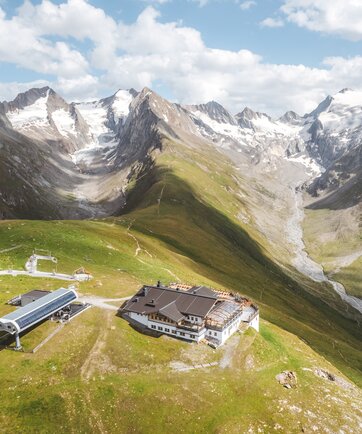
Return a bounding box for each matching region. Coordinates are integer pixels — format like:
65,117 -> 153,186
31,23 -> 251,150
121,283 -> 259,346
0,287 -> 78,349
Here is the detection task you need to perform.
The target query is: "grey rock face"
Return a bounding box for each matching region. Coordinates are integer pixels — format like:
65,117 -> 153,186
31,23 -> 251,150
1,85 -> 362,219
279,111 -> 302,125
235,107 -> 272,130
187,101 -> 236,125
2,86 -> 51,112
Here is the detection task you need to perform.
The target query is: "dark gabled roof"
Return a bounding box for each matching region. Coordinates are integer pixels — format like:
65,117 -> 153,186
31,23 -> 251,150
159,301 -> 185,322
186,286 -> 217,298
122,285 -> 217,319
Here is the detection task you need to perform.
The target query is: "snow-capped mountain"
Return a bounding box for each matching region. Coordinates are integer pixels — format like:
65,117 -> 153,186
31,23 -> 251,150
3,87 -> 90,153
0,85 -> 361,219
182,89 -> 362,183
2,87 -> 138,164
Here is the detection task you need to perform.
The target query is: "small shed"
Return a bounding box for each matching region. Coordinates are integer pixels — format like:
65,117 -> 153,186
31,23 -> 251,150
21,290 -> 51,307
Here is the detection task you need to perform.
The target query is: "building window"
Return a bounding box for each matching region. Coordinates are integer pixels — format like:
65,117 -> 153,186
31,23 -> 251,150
158,326 -> 163,331
180,332 -> 185,336
190,334 -> 195,339
165,328 -> 170,333
214,332 -> 217,337
151,325 -> 156,329
172,330 -> 176,334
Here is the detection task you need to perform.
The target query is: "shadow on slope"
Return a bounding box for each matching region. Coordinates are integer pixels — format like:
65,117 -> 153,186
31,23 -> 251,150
122,163 -> 362,385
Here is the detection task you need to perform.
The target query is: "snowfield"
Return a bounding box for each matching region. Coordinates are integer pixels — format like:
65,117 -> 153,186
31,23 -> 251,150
52,108 -> 76,137
7,90 -> 50,130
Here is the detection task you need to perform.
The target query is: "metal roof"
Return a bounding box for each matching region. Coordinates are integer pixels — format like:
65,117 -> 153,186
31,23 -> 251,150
0,287 -> 77,334
22,290 -> 51,299
159,301 -> 185,323
122,285 -> 217,319
186,286 -> 217,298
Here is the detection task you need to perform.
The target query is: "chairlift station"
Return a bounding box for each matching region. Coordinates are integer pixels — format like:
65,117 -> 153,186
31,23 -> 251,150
0,287 -> 79,350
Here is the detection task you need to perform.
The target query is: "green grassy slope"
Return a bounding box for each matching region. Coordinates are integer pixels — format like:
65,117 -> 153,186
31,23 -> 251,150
0,138 -> 361,432
123,139 -> 362,381
0,286 -> 361,433
303,207 -> 362,298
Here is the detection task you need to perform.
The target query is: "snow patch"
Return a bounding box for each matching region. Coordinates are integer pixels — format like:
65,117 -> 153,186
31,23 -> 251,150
287,154 -> 324,176
7,91 -> 49,129
192,110 -> 249,145
112,90 -> 133,122
52,108 -> 75,137
76,101 -> 109,146
319,89 -> 362,133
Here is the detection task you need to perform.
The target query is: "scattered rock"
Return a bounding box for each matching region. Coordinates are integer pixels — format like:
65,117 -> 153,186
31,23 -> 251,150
276,371 -> 298,388
314,368 -> 335,381
314,368 -> 353,390
244,354 -> 254,370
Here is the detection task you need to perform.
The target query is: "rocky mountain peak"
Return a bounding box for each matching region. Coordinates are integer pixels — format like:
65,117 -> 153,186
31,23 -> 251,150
338,88 -> 353,94
238,106 -> 257,120
235,107 -> 272,130
279,110 -> 301,124
187,100 -> 236,125
307,95 -> 334,119
3,86 -> 52,112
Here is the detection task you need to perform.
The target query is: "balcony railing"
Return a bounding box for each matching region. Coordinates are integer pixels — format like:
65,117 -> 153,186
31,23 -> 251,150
205,310 -> 243,331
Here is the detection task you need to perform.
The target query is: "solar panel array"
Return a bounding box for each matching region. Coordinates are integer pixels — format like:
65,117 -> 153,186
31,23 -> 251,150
15,291 -> 76,331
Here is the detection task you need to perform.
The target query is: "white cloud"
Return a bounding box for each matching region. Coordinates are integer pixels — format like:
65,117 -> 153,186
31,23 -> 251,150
2,1 -> 362,116
143,0 -> 170,4
0,6 -> 89,79
192,0 -> 209,7
240,1 -> 256,11
0,80 -> 51,102
260,17 -> 284,28
281,0 -> 362,40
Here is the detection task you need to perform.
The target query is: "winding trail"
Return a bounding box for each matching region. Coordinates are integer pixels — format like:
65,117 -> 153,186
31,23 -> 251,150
157,185 -> 165,216
0,245 -> 23,254
127,220 -> 153,258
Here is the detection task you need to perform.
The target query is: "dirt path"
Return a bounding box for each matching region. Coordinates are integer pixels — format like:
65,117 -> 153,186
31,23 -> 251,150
157,185 -> 165,215
127,220 -> 153,258
80,311 -> 113,381
80,311 -> 115,433
219,334 -> 241,369
170,361 -> 218,372
0,269 -> 90,281
79,295 -> 131,311
0,244 -> 23,254
162,267 -> 181,282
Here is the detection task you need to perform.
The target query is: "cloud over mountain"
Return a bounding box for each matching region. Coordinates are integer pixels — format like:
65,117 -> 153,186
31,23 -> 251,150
1,1 -> 362,115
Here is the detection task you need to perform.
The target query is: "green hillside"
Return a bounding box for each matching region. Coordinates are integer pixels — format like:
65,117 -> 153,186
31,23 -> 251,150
0,138 -> 361,432
303,206 -> 362,298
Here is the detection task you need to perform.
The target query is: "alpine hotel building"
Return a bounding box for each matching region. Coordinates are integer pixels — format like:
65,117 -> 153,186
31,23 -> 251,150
121,283 -> 259,346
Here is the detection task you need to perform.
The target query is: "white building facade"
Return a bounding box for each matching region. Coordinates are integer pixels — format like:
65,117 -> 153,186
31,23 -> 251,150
122,284 -> 259,347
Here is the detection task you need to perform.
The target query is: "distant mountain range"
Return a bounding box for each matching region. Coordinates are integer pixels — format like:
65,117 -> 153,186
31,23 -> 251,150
0,85 -> 360,219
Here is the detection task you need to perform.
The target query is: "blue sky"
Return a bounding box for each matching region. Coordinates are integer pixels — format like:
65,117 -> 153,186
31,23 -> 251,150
1,0 -> 362,115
